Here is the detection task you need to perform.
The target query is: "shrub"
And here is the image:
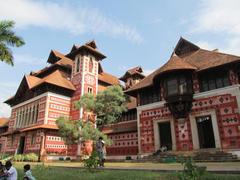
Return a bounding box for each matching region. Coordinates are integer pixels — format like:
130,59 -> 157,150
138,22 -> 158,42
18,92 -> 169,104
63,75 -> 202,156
13,154 -> 24,162
83,151 -> 99,171
65,157 -> 71,161
24,153 -> 38,162
59,157 -> 64,161
0,153 -> 10,160
178,156 -> 206,180
13,153 -> 38,162
126,156 -> 132,160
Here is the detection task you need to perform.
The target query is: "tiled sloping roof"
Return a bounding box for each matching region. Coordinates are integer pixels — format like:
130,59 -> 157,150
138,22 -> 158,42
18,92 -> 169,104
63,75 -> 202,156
0,118 -> 9,127
119,66 -> 145,81
55,57 -> 73,67
154,54 -> 197,76
98,72 -> 120,85
69,43 -> 106,60
25,75 -> 41,89
101,120 -> 137,134
33,70 -> 76,91
126,43 -> 240,94
47,50 -> 72,64
20,124 -> 58,132
184,49 -> 240,71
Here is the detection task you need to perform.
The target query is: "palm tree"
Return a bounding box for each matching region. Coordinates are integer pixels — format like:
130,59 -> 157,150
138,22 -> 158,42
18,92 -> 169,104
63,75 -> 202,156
0,20 -> 25,66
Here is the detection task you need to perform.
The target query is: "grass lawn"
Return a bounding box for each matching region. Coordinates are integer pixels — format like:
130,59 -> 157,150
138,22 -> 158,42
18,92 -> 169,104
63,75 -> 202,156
13,162 -> 240,180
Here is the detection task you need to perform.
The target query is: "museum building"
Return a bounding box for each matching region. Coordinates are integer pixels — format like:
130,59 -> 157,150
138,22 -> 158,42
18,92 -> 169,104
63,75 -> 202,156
1,37 -> 240,159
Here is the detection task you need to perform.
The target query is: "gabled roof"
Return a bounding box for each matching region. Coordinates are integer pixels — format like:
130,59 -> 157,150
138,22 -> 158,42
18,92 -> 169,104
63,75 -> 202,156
25,75 -> 41,89
119,66 -> 145,82
47,50 -> 72,64
32,70 -> 76,91
125,37 -> 240,95
67,41 -> 106,60
154,54 -> 197,77
98,72 -> 120,85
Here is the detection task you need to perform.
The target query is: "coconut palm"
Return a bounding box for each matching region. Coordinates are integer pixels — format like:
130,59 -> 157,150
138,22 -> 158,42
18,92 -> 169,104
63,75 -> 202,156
0,20 -> 25,66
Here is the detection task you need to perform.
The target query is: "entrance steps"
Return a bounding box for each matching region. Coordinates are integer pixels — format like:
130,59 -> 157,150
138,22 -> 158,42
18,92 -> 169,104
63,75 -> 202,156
136,150 -> 239,163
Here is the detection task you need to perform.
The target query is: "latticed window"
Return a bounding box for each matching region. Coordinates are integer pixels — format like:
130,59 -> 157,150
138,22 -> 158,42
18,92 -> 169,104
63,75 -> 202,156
200,71 -> 230,92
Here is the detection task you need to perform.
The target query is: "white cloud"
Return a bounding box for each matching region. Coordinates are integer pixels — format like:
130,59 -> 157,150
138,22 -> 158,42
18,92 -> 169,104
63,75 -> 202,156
0,82 -> 18,118
196,41 -> 215,50
191,0 -> 240,55
143,69 -> 154,76
14,53 -> 45,66
193,0 -> 240,35
0,0 -> 142,43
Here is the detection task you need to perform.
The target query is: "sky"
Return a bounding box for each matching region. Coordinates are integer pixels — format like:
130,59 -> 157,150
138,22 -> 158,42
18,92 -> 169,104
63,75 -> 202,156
1,0 -> 240,117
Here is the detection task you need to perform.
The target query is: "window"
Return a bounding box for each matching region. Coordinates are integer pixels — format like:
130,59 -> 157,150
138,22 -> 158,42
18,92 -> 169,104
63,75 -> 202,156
31,133 -> 36,145
87,87 -> 93,94
76,57 -> 80,73
139,86 -> 161,105
200,71 -> 230,92
89,57 -> 93,72
165,75 -> 192,97
167,78 -> 178,95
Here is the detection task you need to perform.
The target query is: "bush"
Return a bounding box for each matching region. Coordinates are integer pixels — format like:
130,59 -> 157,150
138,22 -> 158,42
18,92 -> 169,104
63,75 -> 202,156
59,157 -> 64,161
0,153 -> 10,160
13,153 -> 38,162
13,154 -> 24,162
83,151 -> 99,171
126,156 -> 132,160
65,157 -> 71,161
178,156 -> 206,180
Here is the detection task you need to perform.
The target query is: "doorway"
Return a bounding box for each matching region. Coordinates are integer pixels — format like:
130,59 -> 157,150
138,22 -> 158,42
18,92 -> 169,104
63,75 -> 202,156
158,122 -> 172,150
18,136 -> 25,154
196,116 -> 215,149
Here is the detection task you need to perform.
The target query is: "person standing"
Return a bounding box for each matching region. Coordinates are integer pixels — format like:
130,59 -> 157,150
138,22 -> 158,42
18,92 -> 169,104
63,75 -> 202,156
96,137 -> 106,167
5,161 -> 17,180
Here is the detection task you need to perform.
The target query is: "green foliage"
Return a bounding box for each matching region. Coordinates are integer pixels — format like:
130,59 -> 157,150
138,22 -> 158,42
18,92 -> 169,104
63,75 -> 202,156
80,121 -> 112,145
56,117 -> 81,144
178,156 -> 206,180
0,20 -> 25,66
0,153 -> 10,160
13,153 -> 38,162
56,117 -> 112,145
76,85 -> 128,125
83,151 -> 99,171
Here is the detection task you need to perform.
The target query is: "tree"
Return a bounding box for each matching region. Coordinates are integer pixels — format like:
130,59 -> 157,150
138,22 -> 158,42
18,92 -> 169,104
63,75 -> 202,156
76,85 -> 128,125
0,20 -> 25,66
56,85 -> 128,146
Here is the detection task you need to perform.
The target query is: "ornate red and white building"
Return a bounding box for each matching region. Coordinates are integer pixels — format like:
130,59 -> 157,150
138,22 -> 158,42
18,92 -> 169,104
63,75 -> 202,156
2,37 -> 240,160
126,38 -> 240,158
2,41 -> 120,159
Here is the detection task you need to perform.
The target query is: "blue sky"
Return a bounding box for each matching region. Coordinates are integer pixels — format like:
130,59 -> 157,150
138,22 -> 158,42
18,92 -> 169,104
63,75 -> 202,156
0,0 -> 240,117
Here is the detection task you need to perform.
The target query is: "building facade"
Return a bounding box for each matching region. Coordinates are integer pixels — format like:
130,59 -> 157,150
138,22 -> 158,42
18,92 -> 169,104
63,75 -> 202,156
2,41 -> 120,159
2,37 -> 240,160
126,38 -> 240,157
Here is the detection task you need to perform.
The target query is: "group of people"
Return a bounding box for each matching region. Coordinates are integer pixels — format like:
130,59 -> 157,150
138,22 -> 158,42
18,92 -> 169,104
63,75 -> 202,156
0,161 -> 35,180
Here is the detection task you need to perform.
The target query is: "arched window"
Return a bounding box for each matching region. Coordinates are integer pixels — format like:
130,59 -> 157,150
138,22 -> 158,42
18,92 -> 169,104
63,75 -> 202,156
89,57 -> 93,72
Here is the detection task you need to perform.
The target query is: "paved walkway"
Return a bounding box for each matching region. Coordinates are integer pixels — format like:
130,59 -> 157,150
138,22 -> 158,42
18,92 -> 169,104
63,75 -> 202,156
45,161 -> 240,173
